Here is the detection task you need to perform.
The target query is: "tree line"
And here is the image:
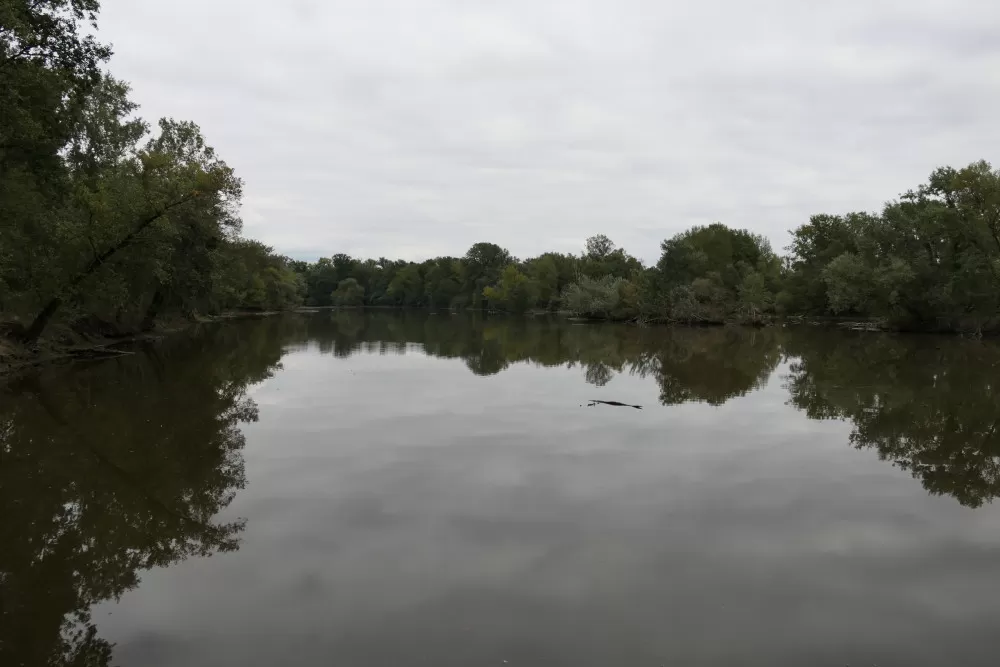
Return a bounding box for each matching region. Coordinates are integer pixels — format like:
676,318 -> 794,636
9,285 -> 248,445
4,2 -> 999,342
297,159 -> 1000,336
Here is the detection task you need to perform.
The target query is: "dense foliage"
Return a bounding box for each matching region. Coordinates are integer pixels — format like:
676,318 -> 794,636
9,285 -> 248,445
2,3 -> 998,341
289,162 -> 1000,334
293,238 -> 641,317
0,0 -> 302,344
779,161 -> 1000,333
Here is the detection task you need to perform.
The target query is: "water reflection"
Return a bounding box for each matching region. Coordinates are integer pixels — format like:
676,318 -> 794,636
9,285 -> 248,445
784,331 -> 1000,508
300,311 -> 1000,505
0,319 -> 290,666
653,327 -> 779,405
296,311 -> 780,404
5,312 -> 1000,665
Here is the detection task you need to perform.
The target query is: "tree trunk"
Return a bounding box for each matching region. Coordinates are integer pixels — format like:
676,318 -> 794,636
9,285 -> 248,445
140,288 -> 165,332
21,194 -> 198,344
21,297 -> 62,344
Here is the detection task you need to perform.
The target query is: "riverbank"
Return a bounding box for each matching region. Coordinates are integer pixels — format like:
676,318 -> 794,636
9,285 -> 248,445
0,310 -> 294,380
0,330 -> 158,380
0,307 -> 985,381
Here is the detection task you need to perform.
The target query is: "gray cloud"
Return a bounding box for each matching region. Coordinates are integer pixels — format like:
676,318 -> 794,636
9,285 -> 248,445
99,0 -> 1000,263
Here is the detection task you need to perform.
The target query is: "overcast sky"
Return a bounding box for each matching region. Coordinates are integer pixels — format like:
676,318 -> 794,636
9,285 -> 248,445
98,0 -> 1000,264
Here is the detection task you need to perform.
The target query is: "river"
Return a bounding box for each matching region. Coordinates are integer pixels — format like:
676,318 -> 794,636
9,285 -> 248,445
3,311 -> 1000,666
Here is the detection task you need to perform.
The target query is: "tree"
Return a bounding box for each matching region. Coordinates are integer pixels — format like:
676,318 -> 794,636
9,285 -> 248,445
482,265 -> 539,313
423,259 -> 462,309
783,161 -> 1000,332
304,258 -> 339,306
738,271 -> 773,323
525,253 -> 574,309
561,275 -> 639,320
387,264 -> 424,306
214,240 -> 303,313
0,0 -> 112,181
782,213 -> 867,314
821,253 -> 871,315
580,235 -> 642,280
0,1 -> 308,342
462,242 -> 512,307
14,117 -> 244,342
585,234 -> 615,260
1,0 -> 114,334
464,241 -> 512,269
332,277 -> 365,307
648,223 -> 779,322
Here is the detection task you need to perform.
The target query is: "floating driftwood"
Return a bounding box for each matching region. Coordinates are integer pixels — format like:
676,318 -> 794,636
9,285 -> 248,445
588,399 -> 642,410
68,346 -> 136,360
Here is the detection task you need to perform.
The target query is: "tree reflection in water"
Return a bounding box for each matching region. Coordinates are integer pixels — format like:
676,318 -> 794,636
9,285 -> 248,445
784,331 -> 1000,508
4,312 -> 1000,665
306,311 -> 1000,506
0,318 -> 293,666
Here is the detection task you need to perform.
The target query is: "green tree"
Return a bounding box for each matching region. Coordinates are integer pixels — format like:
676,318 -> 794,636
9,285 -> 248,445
648,223 -> 779,323
562,275 -> 639,320
580,235 -> 642,280
784,161 -> 1000,332
585,234 -> 615,260
523,252 -> 579,310
387,264 -> 424,306
483,265 -> 539,313
214,240 -> 303,313
781,213 -> 868,314
332,277 -> 365,306
462,242 -> 512,307
12,116 -> 244,341
737,270 -> 773,323
304,258 -> 339,306
0,1 -> 306,342
0,0 -> 111,183
423,258 -> 462,309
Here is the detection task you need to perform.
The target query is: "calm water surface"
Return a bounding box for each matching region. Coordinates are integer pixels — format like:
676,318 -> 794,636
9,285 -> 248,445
4,312 -> 1000,666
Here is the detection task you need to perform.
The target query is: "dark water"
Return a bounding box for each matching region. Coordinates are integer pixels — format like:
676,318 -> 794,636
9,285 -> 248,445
4,312 -> 1000,667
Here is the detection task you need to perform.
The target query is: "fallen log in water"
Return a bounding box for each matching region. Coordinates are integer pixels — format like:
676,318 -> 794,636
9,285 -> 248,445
588,399 -> 642,410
